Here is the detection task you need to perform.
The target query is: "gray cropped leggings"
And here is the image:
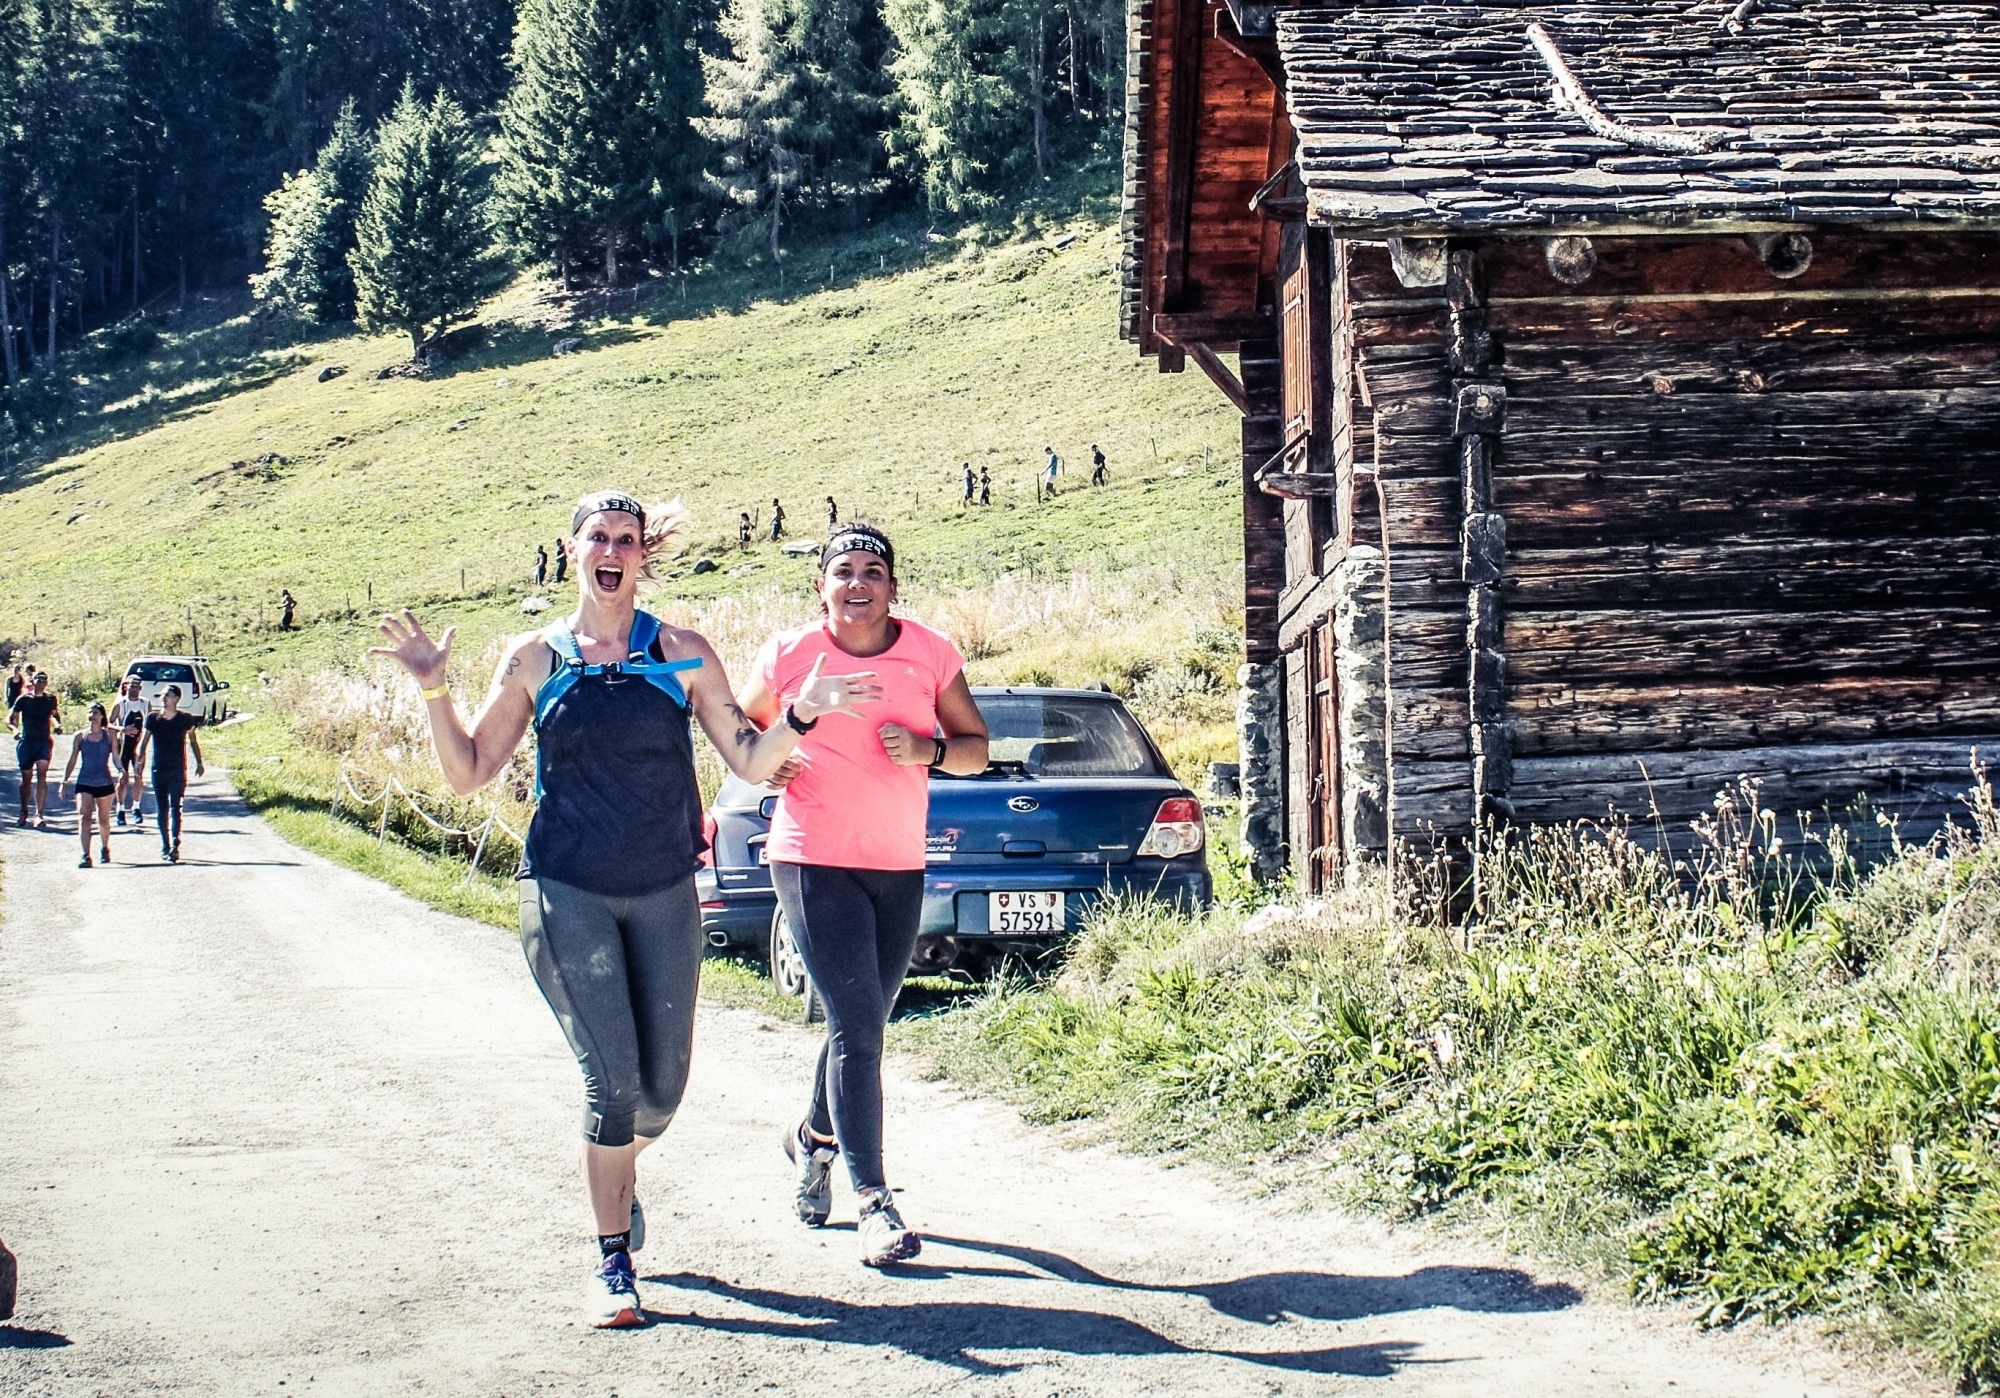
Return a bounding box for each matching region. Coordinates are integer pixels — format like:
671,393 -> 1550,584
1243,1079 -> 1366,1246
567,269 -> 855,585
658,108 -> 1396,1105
518,874 -> 703,1148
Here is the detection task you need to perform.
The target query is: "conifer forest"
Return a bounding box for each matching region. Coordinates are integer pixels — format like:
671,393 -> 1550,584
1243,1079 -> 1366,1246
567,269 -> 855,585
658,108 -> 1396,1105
0,0 -> 1126,387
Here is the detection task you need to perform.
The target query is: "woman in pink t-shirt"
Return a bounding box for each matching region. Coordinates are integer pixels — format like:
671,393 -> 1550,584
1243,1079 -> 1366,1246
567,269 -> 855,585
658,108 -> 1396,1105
740,523 -> 989,1266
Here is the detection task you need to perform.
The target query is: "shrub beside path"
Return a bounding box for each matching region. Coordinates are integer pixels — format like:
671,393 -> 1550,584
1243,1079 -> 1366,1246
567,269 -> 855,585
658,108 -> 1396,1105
0,778 -> 1914,1395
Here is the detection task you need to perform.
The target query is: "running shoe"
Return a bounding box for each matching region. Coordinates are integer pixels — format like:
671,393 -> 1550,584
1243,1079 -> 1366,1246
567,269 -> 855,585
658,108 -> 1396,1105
172,842 -> 182,861
78,853 -> 91,868
586,1250 -> 644,1329
628,1197 -> 645,1254
133,810 -> 143,828
782,1121 -> 837,1227
115,809 -> 126,827
856,1189 -> 920,1266
99,845 -> 111,863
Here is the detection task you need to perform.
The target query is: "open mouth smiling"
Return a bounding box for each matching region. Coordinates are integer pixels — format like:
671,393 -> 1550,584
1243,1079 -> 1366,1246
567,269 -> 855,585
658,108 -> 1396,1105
594,567 -> 624,591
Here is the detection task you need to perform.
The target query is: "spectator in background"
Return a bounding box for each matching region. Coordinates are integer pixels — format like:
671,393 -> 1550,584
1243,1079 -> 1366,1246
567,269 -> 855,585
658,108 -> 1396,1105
535,544 -> 549,588
553,537 -> 570,585
739,512 -> 753,550
280,590 -> 297,631
770,499 -> 787,542
1091,445 -> 1108,487
978,467 -> 991,506
826,496 -> 838,528
1041,448 -> 1061,500
961,462 -> 975,505
5,660 -> 21,710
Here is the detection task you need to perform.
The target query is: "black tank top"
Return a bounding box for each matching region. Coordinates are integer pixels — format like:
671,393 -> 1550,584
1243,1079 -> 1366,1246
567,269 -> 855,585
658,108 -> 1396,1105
521,644 -> 706,897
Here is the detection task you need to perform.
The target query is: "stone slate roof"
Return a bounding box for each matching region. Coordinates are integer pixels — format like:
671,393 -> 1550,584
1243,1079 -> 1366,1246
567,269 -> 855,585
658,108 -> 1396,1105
1278,0 -> 2000,235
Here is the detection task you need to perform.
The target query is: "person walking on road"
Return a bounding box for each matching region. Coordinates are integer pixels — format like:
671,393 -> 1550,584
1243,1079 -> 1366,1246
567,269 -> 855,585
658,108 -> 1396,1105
553,537 -> 569,585
370,490 -> 876,1330
961,462 -> 975,505
978,466 -> 991,506
280,589 -> 298,631
113,677 -> 148,827
739,523 -> 989,1267
1091,444 -> 1107,487
9,671 -> 62,827
769,498 -> 787,542
137,685 -> 203,862
5,660 -> 22,710
59,703 -> 118,867
534,544 -> 549,588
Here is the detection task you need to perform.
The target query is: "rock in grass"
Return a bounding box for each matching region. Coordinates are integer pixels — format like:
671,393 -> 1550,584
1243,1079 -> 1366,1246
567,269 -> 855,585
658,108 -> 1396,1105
520,596 -> 552,614
0,1233 -> 16,1319
780,539 -> 820,557
317,365 -> 347,383
691,558 -> 717,575
552,337 -> 583,356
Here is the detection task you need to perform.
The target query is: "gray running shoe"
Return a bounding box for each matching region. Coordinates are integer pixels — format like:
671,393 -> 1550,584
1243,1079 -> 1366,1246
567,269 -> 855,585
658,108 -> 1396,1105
856,1189 -> 920,1267
628,1197 -> 645,1254
782,1121 -> 836,1227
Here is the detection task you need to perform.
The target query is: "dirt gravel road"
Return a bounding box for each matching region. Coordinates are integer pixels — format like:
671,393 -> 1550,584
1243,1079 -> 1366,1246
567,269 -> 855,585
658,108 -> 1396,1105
0,778 -> 1915,1396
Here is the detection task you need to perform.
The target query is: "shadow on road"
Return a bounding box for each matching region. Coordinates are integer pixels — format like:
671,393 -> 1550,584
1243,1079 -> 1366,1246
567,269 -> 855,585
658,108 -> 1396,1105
645,1272 -> 1432,1376
0,1324 -> 71,1349
925,1236 -> 1584,1322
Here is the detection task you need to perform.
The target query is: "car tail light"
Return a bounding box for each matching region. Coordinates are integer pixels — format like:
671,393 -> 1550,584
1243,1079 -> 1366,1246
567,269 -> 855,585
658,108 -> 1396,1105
700,899 -> 727,911
699,812 -> 718,866
1136,797 -> 1204,859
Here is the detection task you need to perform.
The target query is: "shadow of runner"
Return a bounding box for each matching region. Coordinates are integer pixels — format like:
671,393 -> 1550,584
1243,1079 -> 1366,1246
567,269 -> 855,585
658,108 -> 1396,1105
644,1273 -> 1437,1377
923,1236 -> 1584,1323
0,1324 -> 71,1349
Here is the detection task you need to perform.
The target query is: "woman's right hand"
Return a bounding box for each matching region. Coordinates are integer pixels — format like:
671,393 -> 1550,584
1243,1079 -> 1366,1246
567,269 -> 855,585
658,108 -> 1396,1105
369,610 -> 456,689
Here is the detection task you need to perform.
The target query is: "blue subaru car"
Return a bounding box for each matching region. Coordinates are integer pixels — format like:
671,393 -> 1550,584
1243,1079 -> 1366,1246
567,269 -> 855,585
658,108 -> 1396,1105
696,686 -> 1212,999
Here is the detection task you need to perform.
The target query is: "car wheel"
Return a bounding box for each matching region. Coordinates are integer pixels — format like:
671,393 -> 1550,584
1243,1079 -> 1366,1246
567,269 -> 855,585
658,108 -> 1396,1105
768,907 -> 824,1023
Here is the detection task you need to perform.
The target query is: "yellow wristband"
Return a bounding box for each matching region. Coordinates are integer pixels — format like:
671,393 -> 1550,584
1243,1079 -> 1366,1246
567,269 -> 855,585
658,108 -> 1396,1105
420,683 -> 450,702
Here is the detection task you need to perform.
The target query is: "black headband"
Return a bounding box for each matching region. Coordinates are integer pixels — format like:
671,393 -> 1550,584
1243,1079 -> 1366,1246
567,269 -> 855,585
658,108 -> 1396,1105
572,492 -> 646,535
821,531 -> 894,572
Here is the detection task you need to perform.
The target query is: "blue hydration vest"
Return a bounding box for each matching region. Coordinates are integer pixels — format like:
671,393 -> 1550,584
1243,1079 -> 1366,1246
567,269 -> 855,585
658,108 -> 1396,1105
532,610 -> 703,798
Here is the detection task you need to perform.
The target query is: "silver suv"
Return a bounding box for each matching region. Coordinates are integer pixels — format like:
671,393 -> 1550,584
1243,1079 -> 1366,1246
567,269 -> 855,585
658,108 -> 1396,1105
122,656 -> 233,725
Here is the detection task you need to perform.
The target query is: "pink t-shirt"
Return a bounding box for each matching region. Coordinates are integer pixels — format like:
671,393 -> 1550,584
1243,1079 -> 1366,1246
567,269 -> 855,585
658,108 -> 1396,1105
756,618 -> 965,871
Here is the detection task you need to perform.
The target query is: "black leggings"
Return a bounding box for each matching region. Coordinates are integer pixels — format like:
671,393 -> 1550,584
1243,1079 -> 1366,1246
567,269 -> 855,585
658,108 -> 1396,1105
153,773 -> 185,849
770,863 -> 925,1194
518,874 -> 704,1148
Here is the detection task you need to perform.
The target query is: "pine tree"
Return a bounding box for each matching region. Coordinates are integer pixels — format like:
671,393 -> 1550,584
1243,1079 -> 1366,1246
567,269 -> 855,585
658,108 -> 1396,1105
882,0 -> 1030,214
352,83 -> 505,356
497,0 -> 705,286
252,99 -> 373,322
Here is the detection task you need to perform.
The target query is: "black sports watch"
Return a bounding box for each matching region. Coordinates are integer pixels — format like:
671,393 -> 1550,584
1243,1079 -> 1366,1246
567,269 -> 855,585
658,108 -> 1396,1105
926,737 -> 948,768
783,704 -> 818,734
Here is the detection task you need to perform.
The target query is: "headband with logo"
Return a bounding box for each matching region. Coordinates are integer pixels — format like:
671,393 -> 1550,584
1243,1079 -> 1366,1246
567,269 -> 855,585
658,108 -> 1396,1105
821,531 -> 894,572
572,492 -> 647,535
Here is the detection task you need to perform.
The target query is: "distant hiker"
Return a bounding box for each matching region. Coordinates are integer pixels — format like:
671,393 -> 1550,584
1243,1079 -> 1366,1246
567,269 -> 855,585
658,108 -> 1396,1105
978,467 -> 991,506
1042,448 -> 1061,499
739,512 -> 753,550
113,678 -> 149,827
534,544 -> 549,588
60,702 -> 117,868
826,496 -> 838,528
739,522 -> 988,1267
961,462 -> 975,505
116,712 -> 146,829
137,684 -> 203,863
553,538 -> 570,585
1091,444 -> 1107,487
370,489 -> 873,1329
770,498 -> 787,542
280,589 -> 297,631
5,661 -> 21,709
9,671 -> 61,827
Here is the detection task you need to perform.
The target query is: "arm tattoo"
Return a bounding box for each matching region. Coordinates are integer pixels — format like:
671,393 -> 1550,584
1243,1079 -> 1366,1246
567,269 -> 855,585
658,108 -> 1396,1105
504,655 -> 520,676
727,702 -> 757,749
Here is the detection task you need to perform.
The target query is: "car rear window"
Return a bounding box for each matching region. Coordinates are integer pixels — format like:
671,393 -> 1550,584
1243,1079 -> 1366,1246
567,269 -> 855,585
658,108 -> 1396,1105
128,662 -> 195,683
971,695 -> 1165,778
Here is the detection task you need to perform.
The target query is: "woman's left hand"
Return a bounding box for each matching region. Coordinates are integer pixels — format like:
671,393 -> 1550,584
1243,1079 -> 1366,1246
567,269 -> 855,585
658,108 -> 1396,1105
878,722 -> 932,766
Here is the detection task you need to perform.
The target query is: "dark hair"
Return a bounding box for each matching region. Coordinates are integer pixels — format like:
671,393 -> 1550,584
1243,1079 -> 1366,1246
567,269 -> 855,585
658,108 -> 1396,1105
820,521 -> 895,576
164,684 -> 182,698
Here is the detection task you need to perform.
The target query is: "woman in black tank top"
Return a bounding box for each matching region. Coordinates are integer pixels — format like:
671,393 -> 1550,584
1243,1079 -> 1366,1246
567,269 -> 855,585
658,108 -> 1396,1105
371,490 -> 877,1330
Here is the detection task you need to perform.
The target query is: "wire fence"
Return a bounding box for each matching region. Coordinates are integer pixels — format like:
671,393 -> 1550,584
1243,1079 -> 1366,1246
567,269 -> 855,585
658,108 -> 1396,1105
331,763 -> 525,884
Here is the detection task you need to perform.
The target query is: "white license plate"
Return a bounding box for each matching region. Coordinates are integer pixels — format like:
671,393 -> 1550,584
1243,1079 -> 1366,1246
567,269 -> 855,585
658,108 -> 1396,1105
993,891 -> 1064,933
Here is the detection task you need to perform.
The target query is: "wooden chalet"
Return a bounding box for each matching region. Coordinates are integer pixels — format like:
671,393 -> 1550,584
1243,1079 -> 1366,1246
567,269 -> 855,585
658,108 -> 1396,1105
1123,0 -> 2000,887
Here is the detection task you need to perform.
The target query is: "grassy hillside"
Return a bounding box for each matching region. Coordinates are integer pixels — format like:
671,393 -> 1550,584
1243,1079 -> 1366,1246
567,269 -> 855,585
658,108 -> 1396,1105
0,217 -> 1241,680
